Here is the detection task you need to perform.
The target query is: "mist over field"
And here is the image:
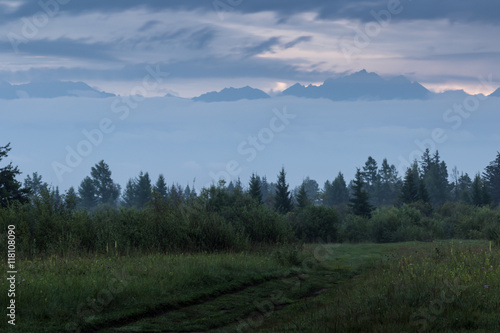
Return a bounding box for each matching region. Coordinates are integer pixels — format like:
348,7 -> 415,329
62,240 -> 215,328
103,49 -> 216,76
2,95 -> 499,191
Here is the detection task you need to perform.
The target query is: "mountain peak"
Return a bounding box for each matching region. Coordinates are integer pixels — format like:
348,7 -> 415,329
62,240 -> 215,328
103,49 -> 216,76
489,88 -> 500,97
193,86 -> 270,102
282,71 -> 430,101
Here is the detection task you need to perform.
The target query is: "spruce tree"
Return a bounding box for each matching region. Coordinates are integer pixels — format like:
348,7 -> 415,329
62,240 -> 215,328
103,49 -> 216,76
249,173 -> 263,204
136,172 -> 152,208
154,174 -> 168,199
332,172 -> 349,205
483,152 -> 500,205
400,167 -> 419,204
349,168 -> 373,218
78,176 -> 97,209
471,173 -> 491,206
378,158 -> 400,206
296,183 -> 310,209
64,186 -> 79,211
274,167 -> 293,214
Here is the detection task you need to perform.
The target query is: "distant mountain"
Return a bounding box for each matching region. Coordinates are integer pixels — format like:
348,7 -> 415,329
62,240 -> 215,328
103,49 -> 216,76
282,70 -> 431,101
0,81 -> 115,99
433,89 -> 472,99
489,88 -> 500,97
193,86 -> 270,102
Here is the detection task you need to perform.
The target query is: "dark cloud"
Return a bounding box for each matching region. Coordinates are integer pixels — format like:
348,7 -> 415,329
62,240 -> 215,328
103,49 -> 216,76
0,55 -> 334,84
284,36 -> 312,49
3,0 -> 500,24
0,37 -> 118,61
186,27 -> 217,50
241,37 -> 281,57
137,20 -> 161,32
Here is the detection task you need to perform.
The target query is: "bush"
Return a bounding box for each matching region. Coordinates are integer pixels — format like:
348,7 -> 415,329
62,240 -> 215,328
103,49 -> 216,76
291,206 -> 339,243
340,214 -> 370,243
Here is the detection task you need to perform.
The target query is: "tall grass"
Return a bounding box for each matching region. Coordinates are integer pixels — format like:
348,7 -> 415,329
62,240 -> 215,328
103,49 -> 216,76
261,241 -> 500,332
0,250 -> 300,332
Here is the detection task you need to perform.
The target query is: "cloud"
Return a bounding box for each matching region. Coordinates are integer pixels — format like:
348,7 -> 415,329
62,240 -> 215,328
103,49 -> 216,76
283,36 -> 312,49
0,37 -> 118,61
3,0 -> 500,25
241,37 -> 281,57
137,20 -> 161,32
186,27 -> 217,50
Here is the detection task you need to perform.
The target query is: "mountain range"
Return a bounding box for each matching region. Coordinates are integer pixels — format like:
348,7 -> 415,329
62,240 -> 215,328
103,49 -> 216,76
1,70 -> 499,101
0,81 -> 115,99
193,70 -> 497,102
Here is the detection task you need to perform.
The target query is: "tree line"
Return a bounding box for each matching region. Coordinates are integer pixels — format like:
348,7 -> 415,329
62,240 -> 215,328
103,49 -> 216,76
1,143 -> 500,256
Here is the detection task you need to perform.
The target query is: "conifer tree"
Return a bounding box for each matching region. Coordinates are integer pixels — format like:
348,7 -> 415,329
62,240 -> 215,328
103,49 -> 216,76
471,173 -> 491,206
78,176 -> 97,209
349,168 -> 373,218
249,173 -> 263,204
154,174 -> 168,199
274,167 -> 293,214
296,183 -> 310,209
483,152 -> 500,205
0,143 -> 29,207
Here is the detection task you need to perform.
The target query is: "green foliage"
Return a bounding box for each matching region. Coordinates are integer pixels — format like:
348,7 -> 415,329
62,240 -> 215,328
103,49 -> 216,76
472,173 -> 492,207
340,214 -> 369,243
483,151 -> 500,205
323,172 -> 349,206
274,167 -> 294,214
349,168 -> 373,218
291,206 -> 339,242
295,182 -> 310,210
90,160 -> 121,206
248,172 -> 262,204
0,143 -> 29,207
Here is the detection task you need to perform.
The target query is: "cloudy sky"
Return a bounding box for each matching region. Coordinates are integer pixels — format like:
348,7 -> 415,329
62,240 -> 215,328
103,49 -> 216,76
2,0 -> 500,97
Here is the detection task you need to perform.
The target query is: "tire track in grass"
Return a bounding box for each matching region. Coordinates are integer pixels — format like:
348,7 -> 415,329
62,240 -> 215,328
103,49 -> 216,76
107,269 -> 356,333
82,272 -> 301,333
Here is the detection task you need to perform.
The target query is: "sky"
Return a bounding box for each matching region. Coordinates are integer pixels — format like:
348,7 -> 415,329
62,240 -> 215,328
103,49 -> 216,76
1,1 -> 500,193
1,0 -> 500,97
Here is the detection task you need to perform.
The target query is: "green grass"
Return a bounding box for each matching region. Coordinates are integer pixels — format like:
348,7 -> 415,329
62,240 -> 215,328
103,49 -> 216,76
255,240 -> 500,333
0,247 -> 301,332
1,241 -> 499,332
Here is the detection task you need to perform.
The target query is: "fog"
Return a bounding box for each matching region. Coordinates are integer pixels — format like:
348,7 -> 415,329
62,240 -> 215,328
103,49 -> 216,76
1,95 -> 499,192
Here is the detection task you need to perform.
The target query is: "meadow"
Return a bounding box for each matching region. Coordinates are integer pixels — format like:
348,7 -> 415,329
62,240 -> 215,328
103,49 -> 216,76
1,240 -> 498,332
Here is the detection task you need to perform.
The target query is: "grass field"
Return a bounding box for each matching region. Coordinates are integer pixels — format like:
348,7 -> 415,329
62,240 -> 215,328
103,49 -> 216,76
1,240 -> 499,332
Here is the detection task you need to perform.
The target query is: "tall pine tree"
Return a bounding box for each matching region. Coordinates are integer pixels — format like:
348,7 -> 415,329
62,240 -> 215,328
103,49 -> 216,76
483,152 -> 500,205
274,167 -> 293,214
349,168 -> 373,218
248,173 -> 263,204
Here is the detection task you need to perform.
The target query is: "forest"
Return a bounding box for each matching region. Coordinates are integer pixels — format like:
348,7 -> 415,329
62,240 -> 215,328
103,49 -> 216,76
1,142 -> 499,256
